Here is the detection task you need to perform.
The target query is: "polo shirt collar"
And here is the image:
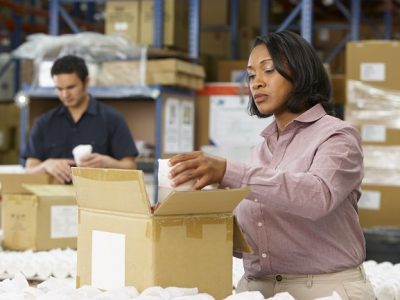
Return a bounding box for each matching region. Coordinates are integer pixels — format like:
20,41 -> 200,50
261,103 -> 327,137
56,95 -> 97,116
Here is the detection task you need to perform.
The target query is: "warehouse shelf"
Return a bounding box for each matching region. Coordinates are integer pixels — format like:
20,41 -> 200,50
21,85 -> 157,100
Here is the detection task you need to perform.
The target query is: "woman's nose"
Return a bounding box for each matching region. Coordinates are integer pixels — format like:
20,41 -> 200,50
251,77 -> 265,89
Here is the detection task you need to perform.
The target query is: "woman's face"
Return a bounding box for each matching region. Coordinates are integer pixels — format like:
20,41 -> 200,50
247,43 -> 294,117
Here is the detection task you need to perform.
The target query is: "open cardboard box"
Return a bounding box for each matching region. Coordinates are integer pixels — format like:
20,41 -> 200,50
2,184 -> 77,250
72,167 -> 251,299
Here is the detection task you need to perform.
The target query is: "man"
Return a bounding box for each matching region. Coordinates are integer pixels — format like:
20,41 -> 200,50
23,55 -> 138,183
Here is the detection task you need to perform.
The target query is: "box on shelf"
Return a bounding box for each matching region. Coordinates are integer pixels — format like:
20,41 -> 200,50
360,183 -> 400,228
346,40 -> 400,91
217,60 -> 247,82
2,184 -> 77,251
331,74 -> 346,105
105,1 -> 141,44
140,0 -> 188,50
99,59 -> 205,90
201,0 -> 228,25
72,167 -> 251,300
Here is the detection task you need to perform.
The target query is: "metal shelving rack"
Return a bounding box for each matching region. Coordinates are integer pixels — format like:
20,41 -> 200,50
18,0 -> 199,167
4,0 -> 399,165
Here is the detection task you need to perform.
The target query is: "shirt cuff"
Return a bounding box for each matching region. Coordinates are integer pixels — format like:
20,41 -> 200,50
220,160 -> 246,189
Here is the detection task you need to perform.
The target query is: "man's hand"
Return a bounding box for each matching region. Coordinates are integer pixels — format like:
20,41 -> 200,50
78,153 -> 113,168
43,159 -> 75,183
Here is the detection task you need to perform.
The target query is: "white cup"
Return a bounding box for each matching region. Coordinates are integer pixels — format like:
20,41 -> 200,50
72,144 -> 93,166
157,159 -> 196,203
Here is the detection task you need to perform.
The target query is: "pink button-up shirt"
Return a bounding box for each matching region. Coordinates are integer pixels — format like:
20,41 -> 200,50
221,104 -> 365,277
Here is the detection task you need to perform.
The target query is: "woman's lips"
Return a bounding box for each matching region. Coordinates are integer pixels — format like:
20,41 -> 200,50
254,94 -> 268,103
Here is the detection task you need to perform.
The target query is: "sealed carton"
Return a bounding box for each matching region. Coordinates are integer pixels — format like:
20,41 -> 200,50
0,173 -> 52,195
2,184 -> 77,250
72,168 -> 250,299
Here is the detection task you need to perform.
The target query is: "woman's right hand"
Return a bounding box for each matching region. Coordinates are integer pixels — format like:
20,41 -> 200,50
168,151 -> 227,190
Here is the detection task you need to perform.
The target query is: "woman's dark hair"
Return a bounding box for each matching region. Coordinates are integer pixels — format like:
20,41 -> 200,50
248,30 -> 334,117
50,55 -> 88,82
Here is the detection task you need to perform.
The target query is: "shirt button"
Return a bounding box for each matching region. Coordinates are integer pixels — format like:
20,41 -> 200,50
254,198 -> 259,202
276,275 -> 283,281
257,222 -> 263,227
261,253 -> 267,258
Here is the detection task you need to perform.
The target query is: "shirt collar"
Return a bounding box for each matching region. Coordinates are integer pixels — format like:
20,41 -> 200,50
56,95 -> 97,116
260,103 -> 327,137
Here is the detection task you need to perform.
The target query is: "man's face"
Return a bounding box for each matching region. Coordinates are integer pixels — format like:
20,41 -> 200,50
53,72 -> 88,109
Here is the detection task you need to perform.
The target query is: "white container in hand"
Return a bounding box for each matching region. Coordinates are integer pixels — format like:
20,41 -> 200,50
72,144 -> 93,166
157,159 -> 196,203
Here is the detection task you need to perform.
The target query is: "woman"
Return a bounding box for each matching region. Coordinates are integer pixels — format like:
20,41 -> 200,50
168,30 -> 375,299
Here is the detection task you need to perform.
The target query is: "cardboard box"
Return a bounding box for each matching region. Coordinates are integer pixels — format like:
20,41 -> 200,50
359,183 -> 400,227
72,168 -> 251,299
0,173 -> 53,195
201,0 -> 228,25
200,31 -> 230,57
105,0 -> 141,44
147,59 -> 205,90
217,60 -> 247,82
331,74 -> 346,105
99,59 -> 205,90
2,184 -> 77,250
140,0 -> 188,50
355,124 -> 400,146
346,40 -> 400,91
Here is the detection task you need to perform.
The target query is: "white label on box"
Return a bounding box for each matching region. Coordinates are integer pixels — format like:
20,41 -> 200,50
114,22 -> 128,31
360,63 -> 385,81
209,95 -> 272,147
51,205 -> 78,238
164,97 -> 194,153
92,230 -> 125,290
361,124 -> 386,142
358,190 -> 381,210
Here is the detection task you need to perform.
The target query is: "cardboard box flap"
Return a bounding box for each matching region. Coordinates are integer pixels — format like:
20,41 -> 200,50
0,173 -> 51,194
154,187 -> 251,216
233,216 -> 252,254
22,184 -> 75,197
71,168 -> 151,215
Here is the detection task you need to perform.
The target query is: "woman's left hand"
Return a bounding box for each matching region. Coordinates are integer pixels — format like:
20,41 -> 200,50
169,151 -> 227,190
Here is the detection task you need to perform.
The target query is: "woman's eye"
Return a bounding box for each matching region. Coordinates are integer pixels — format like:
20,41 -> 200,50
265,68 -> 275,74
247,74 -> 255,81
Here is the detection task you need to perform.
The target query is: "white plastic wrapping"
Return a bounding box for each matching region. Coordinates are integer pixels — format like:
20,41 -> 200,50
12,32 -> 147,92
345,80 -> 400,129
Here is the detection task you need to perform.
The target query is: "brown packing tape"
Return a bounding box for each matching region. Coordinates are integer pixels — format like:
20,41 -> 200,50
146,214 -> 233,242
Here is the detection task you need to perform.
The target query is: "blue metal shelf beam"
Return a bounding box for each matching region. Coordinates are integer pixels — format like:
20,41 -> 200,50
188,0 -> 200,59
230,0 -> 239,59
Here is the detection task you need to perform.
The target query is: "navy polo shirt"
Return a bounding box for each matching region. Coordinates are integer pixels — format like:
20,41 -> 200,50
23,97 -> 138,163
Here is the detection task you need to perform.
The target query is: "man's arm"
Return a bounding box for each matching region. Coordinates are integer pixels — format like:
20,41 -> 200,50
26,157 -> 75,183
78,154 -> 136,169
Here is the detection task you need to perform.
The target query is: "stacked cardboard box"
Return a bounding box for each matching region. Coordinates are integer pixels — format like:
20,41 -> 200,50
105,0 -> 188,51
99,59 -> 205,90
72,167 -> 251,299
0,173 -> 77,250
345,40 -> 400,227
0,103 -> 20,164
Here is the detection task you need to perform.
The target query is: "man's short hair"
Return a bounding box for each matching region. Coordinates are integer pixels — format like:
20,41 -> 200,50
50,55 -> 88,82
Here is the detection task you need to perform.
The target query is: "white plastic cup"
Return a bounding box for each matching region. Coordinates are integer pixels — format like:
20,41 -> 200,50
72,144 -> 93,166
157,159 -> 196,203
